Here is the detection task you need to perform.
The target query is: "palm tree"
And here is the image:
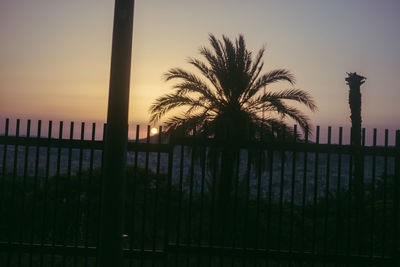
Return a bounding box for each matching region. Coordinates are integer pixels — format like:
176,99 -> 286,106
150,34 -> 317,238
345,72 -> 366,252
150,34 -> 316,140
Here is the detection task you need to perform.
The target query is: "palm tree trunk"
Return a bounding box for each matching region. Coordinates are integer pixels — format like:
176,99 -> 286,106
349,79 -> 363,211
346,72 -> 366,254
216,147 -> 235,244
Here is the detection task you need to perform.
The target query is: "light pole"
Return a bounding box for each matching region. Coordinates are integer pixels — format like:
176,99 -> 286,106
98,1 -> 134,266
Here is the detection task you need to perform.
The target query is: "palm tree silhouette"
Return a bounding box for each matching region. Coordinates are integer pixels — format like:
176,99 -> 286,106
150,34 -> 317,239
345,72 -> 366,252
345,72 -> 365,147
150,34 -> 316,140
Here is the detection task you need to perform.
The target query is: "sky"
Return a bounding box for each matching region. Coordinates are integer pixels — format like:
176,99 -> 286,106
0,0 -> 399,142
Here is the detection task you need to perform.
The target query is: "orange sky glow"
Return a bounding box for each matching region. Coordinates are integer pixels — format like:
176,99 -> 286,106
0,0 -> 399,142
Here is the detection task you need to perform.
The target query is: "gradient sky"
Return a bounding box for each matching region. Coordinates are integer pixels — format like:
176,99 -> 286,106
0,0 -> 399,141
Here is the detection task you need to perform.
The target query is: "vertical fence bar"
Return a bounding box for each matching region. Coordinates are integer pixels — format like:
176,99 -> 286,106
163,131 -> 174,267
240,147 -> 252,267
289,125 -> 297,253
335,127 -> 343,255
0,119 -> 10,265
50,121 -> 63,267
140,126 -> 150,267
174,139 -> 185,267
153,126 -> 162,267
11,119 -> 20,213
208,145 -> 218,267
0,119 -> 9,265
277,131 -> 286,252
62,122 -> 74,267
11,119 -> 20,237
186,129 -> 196,267
369,129 -> 377,259
382,129 -> 388,258
187,129 -> 196,242
312,126 -> 320,256
197,144 -> 207,267
17,120 -> 31,267
356,127 -> 366,255
255,144 -> 263,251
84,123 -> 96,267
152,126 -> 162,259
94,123 -> 106,267
7,119 -> 20,266
72,123 -> 84,267
128,125 -> 139,267
29,120 -> 42,267
0,119 -> 9,220
345,128 -> 353,263
39,121 -> 52,267
323,126 -> 331,261
301,130 -> 309,256
393,130 -> 400,266
243,147 -> 252,254
230,149 -> 241,267
266,143 -> 274,256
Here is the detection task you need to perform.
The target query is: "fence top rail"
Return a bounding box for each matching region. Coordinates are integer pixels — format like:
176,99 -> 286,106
0,135 -> 398,156
171,137 -> 399,156
0,136 -> 172,153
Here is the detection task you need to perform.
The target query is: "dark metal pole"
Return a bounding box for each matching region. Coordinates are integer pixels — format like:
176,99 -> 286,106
98,1 -> 134,266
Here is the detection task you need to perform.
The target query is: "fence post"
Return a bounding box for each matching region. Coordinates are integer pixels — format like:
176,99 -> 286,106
393,130 -> 400,266
163,142 -> 174,267
98,1 -> 135,266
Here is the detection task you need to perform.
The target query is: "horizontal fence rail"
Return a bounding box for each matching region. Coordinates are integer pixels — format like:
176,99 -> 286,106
0,118 -> 399,266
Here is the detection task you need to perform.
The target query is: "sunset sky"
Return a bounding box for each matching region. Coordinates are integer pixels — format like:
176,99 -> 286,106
0,0 -> 399,141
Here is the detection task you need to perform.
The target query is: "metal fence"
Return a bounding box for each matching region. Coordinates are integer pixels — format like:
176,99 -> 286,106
0,118 -> 399,266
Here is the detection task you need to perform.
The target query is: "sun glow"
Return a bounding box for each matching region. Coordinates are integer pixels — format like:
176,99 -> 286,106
151,127 -> 158,135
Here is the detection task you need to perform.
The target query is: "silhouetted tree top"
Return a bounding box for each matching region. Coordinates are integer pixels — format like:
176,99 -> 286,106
345,72 -> 366,87
150,34 -> 317,143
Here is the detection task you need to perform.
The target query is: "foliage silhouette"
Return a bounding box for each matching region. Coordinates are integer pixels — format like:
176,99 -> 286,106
150,34 -> 317,141
150,34 -> 318,238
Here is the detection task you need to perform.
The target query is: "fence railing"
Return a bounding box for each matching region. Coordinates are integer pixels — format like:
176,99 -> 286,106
0,118 -> 399,266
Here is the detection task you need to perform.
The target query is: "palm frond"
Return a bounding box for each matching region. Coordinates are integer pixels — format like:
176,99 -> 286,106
149,94 -> 205,123
246,48 -> 265,90
247,88 -> 317,112
276,106 -> 311,135
164,113 -> 212,136
163,68 -> 199,83
164,67 -> 226,109
187,58 -> 219,89
244,69 -> 295,102
188,58 -> 227,102
264,89 -> 317,111
208,34 -> 225,65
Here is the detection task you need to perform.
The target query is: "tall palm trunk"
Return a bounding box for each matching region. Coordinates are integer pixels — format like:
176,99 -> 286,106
215,146 -> 236,244
345,72 -> 366,253
347,73 -> 364,147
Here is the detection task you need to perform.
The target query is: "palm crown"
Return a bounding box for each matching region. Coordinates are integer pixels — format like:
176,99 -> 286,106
150,34 -> 317,143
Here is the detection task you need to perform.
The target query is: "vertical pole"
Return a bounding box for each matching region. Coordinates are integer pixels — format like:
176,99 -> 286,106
98,0 -> 134,266
345,72 -> 366,255
393,130 -> 400,266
